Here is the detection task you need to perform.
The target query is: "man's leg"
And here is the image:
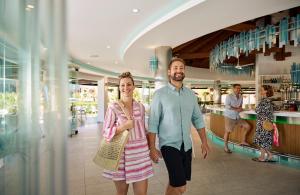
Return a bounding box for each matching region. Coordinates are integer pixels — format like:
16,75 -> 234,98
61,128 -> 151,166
161,145 -> 190,195
224,131 -> 231,152
166,184 -> 186,195
239,120 -> 251,145
224,117 -> 233,153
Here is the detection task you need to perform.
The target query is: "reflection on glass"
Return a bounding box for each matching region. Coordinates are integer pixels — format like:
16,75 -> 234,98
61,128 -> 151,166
0,0 -> 68,195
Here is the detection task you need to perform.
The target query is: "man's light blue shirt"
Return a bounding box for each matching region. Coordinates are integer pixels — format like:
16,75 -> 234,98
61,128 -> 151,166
148,83 -> 205,152
224,93 -> 243,120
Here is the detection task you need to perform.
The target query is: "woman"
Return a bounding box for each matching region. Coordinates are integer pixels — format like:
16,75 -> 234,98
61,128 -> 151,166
252,85 -> 276,162
102,72 -> 153,195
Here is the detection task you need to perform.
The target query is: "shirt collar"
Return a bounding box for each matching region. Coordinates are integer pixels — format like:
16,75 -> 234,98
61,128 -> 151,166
231,93 -> 240,99
168,82 -> 184,92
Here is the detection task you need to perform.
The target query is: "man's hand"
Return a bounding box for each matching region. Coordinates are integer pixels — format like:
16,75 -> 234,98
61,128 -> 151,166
149,148 -> 162,163
198,128 -> 210,159
201,142 -> 210,159
236,107 -> 243,113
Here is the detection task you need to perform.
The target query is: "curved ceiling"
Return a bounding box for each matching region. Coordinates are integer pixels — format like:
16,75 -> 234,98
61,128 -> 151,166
67,0 -> 194,75
68,0 -> 300,79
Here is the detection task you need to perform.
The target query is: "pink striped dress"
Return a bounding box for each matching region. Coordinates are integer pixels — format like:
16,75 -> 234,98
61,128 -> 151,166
102,100 -> 154,183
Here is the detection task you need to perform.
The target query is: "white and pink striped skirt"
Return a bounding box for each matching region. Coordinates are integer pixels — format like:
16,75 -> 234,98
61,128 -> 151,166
102,138 -> 154,184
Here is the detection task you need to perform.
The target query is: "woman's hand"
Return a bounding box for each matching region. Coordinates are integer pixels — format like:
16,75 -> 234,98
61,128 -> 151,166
122,119 -> 134,130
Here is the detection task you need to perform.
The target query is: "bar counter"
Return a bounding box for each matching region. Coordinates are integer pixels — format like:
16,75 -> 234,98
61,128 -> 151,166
207,106 -> 300,156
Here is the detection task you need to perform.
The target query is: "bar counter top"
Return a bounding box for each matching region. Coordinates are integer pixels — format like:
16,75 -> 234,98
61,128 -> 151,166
206,106 -> 300,125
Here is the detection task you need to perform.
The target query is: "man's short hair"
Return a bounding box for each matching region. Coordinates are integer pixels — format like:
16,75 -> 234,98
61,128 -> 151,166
168,58 -> 186,70
232,84 -> 241,88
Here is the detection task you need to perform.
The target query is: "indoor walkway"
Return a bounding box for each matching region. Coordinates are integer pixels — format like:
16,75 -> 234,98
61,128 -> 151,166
67,123 -> 300,195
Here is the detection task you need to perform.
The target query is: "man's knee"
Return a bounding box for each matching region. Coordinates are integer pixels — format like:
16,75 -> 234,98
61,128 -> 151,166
245,123 -> 251,131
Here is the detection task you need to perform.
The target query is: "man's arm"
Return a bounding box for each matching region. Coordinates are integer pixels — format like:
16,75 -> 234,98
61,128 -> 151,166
197,128 -> 209,159
191,95 -> 210,159
148,92 -> 162,163
226,95 -> 242,111
147,133 -> 161,163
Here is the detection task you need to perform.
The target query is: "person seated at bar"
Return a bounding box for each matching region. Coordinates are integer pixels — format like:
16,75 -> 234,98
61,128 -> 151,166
223,84 -> 251,153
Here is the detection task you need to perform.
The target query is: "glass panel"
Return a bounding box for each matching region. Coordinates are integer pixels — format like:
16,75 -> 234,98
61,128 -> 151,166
0,0 -> 68,195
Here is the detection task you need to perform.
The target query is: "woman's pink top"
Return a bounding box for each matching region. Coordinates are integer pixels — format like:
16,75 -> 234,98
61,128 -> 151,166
102,100 -> 153,183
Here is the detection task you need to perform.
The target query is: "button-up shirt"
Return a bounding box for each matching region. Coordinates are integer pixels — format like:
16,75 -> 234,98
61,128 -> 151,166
224,93 -> 243,120
148,83 -> 205,151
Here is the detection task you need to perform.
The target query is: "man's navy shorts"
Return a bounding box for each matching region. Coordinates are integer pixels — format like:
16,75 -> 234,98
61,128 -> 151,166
161,144 -> 192,187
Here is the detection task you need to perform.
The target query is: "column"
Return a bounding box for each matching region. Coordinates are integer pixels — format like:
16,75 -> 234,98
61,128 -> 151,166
213,80 -> 222,104
154,46 -> 172,89
98,78 -> 108,123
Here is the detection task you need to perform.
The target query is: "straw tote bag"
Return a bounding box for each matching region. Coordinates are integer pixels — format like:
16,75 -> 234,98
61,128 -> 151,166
262,120 -> 273,131
93,101 -> 131,171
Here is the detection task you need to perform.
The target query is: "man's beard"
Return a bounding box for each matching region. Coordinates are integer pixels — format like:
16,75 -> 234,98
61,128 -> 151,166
170,73 -> 185,81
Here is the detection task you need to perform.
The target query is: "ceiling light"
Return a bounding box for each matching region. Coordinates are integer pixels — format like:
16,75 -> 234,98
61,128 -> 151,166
132,8 -> 139,13
90,54 -> 99,58
106,45 -> 111,49
27,4 -> 34,9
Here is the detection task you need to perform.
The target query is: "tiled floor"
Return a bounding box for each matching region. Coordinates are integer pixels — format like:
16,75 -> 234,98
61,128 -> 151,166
68,123 -> 300,195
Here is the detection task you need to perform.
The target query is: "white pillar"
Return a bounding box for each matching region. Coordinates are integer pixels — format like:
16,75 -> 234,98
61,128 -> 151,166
98,78 -> 108,123
154,46 -> 172,90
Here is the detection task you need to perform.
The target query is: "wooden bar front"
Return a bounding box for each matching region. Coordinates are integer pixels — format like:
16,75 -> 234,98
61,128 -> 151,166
209,113 -> 300,157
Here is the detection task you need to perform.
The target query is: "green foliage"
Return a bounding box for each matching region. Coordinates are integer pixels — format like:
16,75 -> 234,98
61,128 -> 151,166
73,101 -> 97,114
133,90 -> 142,102
0,93 -> 18,114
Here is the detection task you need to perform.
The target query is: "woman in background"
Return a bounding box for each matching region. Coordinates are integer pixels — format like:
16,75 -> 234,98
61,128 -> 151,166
252,85 -> 276,162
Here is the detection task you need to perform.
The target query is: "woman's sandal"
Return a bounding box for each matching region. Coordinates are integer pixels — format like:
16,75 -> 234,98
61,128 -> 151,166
252,157 -> 266,162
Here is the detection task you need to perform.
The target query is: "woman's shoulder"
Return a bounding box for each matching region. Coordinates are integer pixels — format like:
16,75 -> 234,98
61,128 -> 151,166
133,100 -> 145,109
107,101 -> 121,111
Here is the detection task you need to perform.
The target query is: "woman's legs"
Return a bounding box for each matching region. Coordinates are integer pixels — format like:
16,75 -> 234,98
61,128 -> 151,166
114,180 -> 129,195
258,148 -> 266,161
265,149 -> 273,160
132,179 -> 148,195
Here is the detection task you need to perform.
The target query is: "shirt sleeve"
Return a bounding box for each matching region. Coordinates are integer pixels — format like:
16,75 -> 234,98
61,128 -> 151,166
148,92 -> 161,134
225,95 -> 231,109
192,95 -> 205,130
102,105 -> 117,141
240,96 -> 243,107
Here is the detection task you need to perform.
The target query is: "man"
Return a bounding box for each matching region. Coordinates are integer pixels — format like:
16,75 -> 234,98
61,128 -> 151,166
148,58 -> 209,195
223,84 -> 251,153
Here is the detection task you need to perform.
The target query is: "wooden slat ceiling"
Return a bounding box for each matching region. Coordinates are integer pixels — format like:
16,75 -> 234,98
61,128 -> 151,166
172,7 -> 300,69
173,22 -> 255,69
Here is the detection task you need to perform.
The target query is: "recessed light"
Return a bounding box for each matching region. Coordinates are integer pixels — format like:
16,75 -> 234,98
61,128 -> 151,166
106,45 -> 111,49
27,4 -> 34,9
132,8 -> 139,13
90,54 -> 99,58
